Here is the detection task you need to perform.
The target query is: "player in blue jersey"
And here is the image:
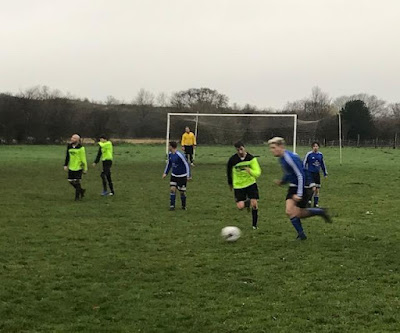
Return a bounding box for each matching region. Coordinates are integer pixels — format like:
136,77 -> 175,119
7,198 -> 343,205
303,142 -> 328,207
268,137 -> 331,240
162,141 -> 191,211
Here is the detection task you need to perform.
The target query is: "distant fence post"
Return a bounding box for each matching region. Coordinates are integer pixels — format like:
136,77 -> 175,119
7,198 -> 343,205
394,133 -> 397,149
357,134 -> 360,148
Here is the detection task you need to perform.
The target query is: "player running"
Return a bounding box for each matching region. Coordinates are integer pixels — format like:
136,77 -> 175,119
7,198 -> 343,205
268,137 -> 331,240
93,135 -> 115,196
303,142 -> 328,207
181,126 -> 197,166
63,134 -> 88,201
162,141 -> 191,210
227,142 -> 262,229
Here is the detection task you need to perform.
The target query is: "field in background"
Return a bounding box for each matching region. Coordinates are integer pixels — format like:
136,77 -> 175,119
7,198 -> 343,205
1,145 -> 399,332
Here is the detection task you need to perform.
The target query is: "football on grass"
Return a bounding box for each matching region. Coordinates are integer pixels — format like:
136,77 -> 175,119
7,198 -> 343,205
221,226 -> 241,242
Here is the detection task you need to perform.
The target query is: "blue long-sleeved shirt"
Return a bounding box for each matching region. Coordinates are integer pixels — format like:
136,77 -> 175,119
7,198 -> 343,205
279,150 -> 305,197
164,151 -> 190,177
303,151 -> 327,176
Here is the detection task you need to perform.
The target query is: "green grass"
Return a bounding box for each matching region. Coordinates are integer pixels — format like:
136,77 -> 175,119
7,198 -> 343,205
1,144 -> 399,332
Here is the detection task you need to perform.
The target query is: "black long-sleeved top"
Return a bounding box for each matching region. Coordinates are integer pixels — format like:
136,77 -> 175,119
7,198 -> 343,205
94,147 -> 102,164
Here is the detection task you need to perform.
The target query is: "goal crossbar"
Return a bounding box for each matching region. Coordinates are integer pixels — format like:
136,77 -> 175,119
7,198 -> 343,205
166,112 -> 298,155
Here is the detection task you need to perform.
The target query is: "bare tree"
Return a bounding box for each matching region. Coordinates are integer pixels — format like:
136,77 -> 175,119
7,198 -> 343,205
105,95 -> 120,105
156,92 -> 170,107
332,95 -> 349,111
283,99 -> 307,115
134,88 -> 154,106
41,85 -> 62,99
17,85 -> 63,100
334,93 -> 387,118
17,86 -> 42,100
305,86 -> 333,119
362,94 -> 387,117
170,88 -> 228,112
284,87 -> 333,120
230,102 -> 241,111
389,103 -> 400,118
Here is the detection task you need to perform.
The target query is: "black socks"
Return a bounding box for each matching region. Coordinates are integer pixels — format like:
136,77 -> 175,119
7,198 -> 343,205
252,208 -> 258,228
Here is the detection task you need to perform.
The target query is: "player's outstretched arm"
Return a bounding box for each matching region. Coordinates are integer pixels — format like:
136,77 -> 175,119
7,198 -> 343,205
163,157 -> 172,178
93,146 -> 102,166
321,154 -> 328,177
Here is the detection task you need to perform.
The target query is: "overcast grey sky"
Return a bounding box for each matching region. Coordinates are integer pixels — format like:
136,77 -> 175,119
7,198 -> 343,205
1,0 -> 399,108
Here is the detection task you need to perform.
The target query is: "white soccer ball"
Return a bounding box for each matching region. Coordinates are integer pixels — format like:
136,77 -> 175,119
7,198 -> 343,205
221,226 -> 241,242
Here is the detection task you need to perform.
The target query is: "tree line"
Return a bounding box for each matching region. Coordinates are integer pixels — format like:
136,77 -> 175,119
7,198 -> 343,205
0,85 -> 399,144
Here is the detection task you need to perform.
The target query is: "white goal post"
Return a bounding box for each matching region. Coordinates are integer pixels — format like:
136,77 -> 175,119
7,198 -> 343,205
166,113 -> 298,155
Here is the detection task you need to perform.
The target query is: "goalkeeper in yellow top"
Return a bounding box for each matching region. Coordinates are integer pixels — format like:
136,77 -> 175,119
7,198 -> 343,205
93,135 -> 115,196
227,141 -> 262,229
181,126 -> 197,166
63,134 -> 88,201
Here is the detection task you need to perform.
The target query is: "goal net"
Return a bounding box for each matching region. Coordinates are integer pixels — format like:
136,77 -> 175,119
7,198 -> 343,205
166,113 -> 298,154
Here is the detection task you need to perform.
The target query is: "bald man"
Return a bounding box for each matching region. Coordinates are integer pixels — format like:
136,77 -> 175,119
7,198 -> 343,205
64,134 -> 88,201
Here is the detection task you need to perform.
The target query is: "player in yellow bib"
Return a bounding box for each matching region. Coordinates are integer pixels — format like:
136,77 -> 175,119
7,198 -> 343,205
63,134 -> 88,201
93,135 -> 114,196
227,141 -> 262,229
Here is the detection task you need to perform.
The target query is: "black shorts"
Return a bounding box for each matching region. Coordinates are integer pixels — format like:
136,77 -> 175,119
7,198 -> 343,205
304,187 -> 314,203
68,170 -> 83,180
310,172 -> 321,188
184,145 -> 194,155
170,175 -> 187,191
102,160 -> 112,172
234,183 -> 259,202
286,187 -> 308,208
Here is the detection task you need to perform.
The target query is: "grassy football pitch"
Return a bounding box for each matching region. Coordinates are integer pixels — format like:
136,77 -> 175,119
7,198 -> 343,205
1,144 -> 399,332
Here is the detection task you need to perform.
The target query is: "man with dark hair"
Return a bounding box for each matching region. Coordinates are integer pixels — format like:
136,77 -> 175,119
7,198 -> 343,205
64,134 -> 88,201
268,137 -> 331,240
93,135 -> 114,196
162,141 -> 191,210
181,126 -> 197,166
227,141 -> 262,229
303,141 -> 328,207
